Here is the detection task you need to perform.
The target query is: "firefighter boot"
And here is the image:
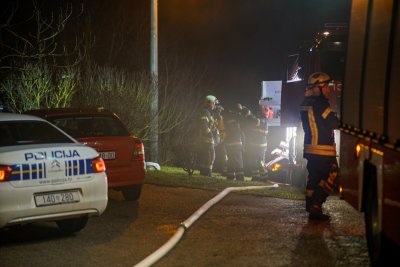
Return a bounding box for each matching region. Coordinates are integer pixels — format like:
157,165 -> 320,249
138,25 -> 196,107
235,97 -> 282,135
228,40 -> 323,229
305,189 -> 314,212
308,206 -> 330,221
308,187 -> 330,221
305,196 -> 312,212
236,169 -> 245,181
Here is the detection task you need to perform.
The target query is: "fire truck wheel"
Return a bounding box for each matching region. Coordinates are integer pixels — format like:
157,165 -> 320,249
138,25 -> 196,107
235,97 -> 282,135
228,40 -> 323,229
364,168 -> 396,267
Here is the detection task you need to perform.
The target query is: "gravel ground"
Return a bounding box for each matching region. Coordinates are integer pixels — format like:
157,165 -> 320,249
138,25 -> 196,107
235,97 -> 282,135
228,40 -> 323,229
142,185 -> 371,267
0,184 -> 371,267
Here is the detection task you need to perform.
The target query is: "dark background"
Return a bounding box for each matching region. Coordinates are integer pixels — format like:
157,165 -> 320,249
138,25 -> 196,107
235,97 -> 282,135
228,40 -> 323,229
0,0 -> 351,110
158,0 -> 351,108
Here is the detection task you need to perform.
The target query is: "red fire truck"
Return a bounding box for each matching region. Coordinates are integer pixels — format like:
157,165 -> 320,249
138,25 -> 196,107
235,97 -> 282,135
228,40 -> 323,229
278,1 -> 399,265
339,0 -> 400,265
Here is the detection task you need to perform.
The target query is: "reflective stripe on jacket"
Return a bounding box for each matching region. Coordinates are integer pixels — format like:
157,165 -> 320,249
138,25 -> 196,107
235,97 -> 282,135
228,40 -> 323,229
300,95 -> 339,157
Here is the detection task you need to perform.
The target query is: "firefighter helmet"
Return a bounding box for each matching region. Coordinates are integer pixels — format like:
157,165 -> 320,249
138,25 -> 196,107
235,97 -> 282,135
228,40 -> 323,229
307,72 -> 332,88
205,95 -> 218,104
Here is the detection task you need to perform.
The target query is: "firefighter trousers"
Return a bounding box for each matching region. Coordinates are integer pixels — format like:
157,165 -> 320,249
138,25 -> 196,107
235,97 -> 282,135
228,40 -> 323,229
225,143 -> 244,180
305,156 -> 339,212
197,143 -> 216,177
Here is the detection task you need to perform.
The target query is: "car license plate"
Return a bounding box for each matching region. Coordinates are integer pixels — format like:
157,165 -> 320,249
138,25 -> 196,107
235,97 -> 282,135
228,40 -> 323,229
100,151 -> 116,160
34,190 -> 80,207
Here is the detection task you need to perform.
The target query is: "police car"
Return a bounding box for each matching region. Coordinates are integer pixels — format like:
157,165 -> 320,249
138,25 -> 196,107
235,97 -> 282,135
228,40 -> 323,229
0,113 -> 108,233
25,108 -> 146,201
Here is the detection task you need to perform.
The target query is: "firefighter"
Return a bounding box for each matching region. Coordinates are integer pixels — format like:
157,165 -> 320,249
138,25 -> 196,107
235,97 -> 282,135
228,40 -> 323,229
212,103 -> 228,176
300,72 -> 339,221
197,95 -> 221,177
243,104 -> 270,181
223,104 -> 245,181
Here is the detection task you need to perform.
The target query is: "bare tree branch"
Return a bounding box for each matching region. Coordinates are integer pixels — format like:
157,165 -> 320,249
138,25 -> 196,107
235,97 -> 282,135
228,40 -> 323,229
0,0 -> 84,69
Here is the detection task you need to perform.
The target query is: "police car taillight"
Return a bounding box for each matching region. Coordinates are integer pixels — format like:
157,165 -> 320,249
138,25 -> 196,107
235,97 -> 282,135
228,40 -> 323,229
92,157 -> 106,173
133,141 -> 145,161
0,165 -> 12,182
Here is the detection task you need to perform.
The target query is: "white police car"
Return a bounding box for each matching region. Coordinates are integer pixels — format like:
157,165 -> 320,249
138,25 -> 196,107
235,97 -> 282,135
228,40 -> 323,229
0,113 -> 108,233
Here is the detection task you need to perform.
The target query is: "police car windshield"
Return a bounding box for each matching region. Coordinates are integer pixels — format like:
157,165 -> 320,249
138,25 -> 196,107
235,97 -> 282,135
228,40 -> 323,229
0,121 -> 73,147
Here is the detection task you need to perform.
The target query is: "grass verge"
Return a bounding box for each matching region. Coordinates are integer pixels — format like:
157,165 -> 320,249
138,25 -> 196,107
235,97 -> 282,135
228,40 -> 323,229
145,166 -> 305,201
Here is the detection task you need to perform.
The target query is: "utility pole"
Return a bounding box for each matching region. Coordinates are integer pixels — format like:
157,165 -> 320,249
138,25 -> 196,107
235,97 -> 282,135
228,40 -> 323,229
150,0 -> 159,163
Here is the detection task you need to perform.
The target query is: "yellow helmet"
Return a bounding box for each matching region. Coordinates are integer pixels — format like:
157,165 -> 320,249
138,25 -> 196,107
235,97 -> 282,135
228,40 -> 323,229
307,72 -> 332,88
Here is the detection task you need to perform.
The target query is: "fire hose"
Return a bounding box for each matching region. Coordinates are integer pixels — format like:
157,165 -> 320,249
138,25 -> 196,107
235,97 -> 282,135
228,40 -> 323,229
133,183 -> 279,267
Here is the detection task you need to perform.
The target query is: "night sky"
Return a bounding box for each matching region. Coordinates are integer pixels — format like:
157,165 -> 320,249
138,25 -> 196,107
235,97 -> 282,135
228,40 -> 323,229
159,0 -> 351,108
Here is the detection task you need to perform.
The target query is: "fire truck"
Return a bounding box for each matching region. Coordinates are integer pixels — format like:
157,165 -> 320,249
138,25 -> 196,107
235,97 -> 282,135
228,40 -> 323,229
339,0 -> 400,266
272,1 -> 399,265
260,22 -> 347,186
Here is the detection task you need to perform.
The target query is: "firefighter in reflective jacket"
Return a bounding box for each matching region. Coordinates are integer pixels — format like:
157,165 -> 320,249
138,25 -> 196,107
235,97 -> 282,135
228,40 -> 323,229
300,72 -> 339,221
223,105 -> 245,181
243,104 -> 269,181
197,95 -> 220,177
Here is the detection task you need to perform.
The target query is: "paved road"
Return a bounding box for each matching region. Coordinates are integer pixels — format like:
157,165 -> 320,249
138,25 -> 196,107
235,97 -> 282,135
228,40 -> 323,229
0,184 -> 370,267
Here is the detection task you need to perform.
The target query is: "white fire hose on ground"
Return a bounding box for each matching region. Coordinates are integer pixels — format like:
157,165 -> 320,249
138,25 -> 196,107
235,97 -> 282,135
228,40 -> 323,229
133,184 -> 279,267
